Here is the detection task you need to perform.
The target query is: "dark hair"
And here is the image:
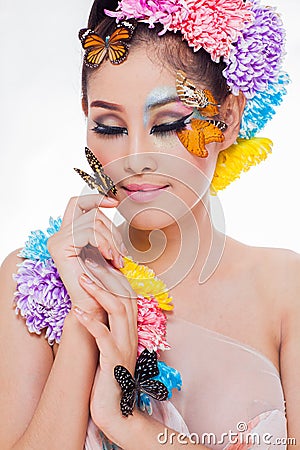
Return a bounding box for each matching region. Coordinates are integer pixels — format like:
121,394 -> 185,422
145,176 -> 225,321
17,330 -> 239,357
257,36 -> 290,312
81,1 -> 230,111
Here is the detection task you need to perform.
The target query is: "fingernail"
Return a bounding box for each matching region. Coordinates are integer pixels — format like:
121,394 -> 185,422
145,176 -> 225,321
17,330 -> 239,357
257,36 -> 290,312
118,256 -> 124,269
80,273 -> 94,284
120,242 -> 129,255
105,197 -> 118,204
85,258 -> 98,267
108,248 -> 114,260
74,306 -> 84,315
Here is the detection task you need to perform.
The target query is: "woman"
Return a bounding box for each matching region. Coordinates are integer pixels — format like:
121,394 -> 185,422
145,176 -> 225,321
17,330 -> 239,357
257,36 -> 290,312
0,0 -> 299,449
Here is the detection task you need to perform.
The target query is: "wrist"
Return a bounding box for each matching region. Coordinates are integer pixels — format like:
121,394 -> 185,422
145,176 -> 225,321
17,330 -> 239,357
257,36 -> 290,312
62,310 -> 98,351
113,410 -> 158,450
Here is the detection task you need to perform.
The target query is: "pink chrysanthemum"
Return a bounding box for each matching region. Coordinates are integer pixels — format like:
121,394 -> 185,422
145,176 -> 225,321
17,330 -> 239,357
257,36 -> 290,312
137,295 -> 170,356
105,0 -> 182,29
106,0 -> 254,62
168,0 -> 254,62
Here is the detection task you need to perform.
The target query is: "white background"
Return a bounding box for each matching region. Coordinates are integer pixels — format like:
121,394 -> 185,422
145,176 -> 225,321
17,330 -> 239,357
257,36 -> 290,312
0,0 -> 299,264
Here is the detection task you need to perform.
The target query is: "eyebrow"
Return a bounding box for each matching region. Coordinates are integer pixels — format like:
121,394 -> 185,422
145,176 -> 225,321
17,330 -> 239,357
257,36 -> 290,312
145,96 -> 181,110
90,100 -> 124,112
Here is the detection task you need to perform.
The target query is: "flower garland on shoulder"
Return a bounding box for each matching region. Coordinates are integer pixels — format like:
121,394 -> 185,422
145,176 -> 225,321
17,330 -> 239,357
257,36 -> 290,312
13,216 -> 182,414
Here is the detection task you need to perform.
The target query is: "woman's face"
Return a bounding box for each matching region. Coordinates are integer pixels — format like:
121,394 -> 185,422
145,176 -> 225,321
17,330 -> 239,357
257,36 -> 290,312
85,48 -> 227,230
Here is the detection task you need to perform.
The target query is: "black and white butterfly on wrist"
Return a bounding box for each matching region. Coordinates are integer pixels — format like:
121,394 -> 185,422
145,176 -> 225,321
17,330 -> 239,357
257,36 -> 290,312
114,349 -> 169,417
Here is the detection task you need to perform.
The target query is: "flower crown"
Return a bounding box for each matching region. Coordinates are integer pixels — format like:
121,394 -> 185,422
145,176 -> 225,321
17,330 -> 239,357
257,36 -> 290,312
105,0 -> 289,142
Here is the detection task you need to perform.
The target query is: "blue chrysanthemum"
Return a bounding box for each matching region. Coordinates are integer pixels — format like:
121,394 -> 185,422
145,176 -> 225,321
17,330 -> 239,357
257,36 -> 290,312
154,361 -> 182,398
239,72 -> 290,139
19,216 -> 62,261
139,360 -> 182,413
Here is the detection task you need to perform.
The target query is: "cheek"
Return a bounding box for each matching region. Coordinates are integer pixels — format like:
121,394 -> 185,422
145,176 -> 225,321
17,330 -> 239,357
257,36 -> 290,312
87,133 -> 119,164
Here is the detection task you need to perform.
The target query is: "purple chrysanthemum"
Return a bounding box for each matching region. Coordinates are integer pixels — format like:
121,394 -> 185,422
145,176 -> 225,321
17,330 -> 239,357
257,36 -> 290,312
13,259 -> 71,345
224,4 -> 286,99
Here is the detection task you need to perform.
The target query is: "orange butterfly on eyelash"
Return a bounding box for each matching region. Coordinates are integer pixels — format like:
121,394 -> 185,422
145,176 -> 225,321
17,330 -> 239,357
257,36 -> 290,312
176,70 -> 220,117
177,119 -> 225,158
79,20 -> 137,67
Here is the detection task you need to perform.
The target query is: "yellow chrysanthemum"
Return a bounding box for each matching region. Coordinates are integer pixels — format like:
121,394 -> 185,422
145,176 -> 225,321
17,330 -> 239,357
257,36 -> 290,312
120,256 -> 173,311
210,137 -> 273,194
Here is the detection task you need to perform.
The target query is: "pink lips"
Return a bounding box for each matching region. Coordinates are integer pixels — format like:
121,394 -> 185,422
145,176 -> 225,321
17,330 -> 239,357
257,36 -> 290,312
123,183 -> 169,203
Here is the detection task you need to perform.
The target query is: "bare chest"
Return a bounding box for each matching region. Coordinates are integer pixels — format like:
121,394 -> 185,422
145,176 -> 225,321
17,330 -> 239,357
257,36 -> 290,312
168,271 -> 281,371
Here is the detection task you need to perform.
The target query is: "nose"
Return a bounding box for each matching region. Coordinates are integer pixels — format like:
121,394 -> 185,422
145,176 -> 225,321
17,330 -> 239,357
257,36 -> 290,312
123,132 -> 158,174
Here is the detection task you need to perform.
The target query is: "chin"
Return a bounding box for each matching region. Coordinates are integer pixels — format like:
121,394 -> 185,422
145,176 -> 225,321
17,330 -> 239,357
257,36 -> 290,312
123,209 -> 176,231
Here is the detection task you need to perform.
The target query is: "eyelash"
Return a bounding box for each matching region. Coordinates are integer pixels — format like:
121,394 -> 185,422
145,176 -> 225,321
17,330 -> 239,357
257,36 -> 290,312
150,113 -> 193,136
91,113 -> 193,139
91,123 -> 128,138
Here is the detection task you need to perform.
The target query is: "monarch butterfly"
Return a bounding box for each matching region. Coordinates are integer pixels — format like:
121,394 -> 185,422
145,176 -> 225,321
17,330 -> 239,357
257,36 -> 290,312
74,147 -> 117,196
176,70 -> 220,117
177,118 -> 225,158
114,349 -> 169,417
79,20 -> 136,67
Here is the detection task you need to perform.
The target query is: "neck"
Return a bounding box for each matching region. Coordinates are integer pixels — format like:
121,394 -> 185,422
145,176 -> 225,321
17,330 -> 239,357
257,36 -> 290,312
120,192 -> 226,287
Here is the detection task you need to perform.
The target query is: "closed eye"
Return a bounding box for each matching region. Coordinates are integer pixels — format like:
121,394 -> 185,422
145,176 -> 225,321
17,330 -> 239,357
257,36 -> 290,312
91,122 -> 128,137
150,112 -> 193,136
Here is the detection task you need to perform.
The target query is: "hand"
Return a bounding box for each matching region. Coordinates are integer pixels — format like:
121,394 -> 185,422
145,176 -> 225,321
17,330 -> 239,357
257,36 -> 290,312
47,194 -> 129,316
73,260 -> 138,442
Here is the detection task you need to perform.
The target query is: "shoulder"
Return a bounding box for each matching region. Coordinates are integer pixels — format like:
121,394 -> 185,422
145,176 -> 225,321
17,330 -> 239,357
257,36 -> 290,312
227,236 -> 300,311
0,248 -> 24,293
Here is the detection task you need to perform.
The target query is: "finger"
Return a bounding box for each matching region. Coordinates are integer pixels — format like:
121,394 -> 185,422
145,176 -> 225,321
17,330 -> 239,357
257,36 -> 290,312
83,259 -> 138,346
62,194 -> 119,227
84,258 -> 134,298
72,209 -> 127,267
73,306 -> 117,358
70,212 -> 116,262
83,260 -> 138,343
79,274 -> 135,352
94,212 -> 129,259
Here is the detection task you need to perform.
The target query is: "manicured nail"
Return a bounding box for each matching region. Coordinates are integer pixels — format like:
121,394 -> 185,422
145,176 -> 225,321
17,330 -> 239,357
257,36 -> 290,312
85,258 -> 98,267
80,273 -> 94,284
101,197 -> 118,205
118,256 -> 124,268
120,242 -> 129,255
74,306 -> 84,315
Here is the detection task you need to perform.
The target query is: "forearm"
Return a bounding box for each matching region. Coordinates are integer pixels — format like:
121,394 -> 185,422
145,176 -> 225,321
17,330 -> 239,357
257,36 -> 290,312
11,312 -> 98,450
112,410 -> 209,450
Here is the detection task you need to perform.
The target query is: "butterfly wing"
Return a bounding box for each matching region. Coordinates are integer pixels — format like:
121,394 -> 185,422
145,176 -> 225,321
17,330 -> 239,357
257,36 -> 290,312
140,379 -> 169,401
177,119 -> 207,158
201,90 -> 220,117
108,42 -> 129,65
106,24 -> 135,65
176,70 -> 203,108
79,28 -> 107,68
176,70 -> 220,117
73,168 -> 103,191
206,119 -> 228,132
196,120 -> 225,145
120,390 -> 136,417
114,365 -> 135,394
114,365 -> 137,417
135,349 -> 159,383
85,147 -> 117,195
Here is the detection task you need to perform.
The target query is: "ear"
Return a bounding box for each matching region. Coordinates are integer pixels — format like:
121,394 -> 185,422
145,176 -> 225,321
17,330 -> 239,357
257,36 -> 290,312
218,92 -> 246,151
81,96 -> 88,117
